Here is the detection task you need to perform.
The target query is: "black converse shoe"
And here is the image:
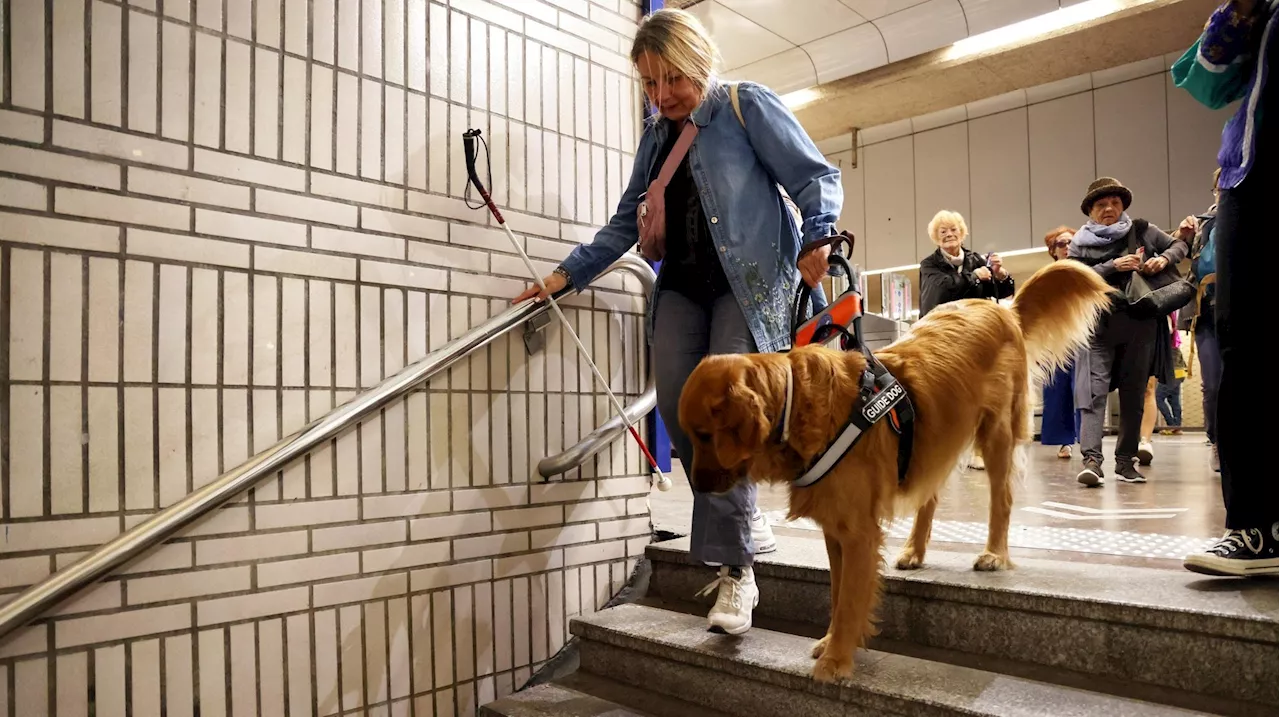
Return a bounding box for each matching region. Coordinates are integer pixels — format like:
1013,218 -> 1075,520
1114,460 -> 1147,483
1184,525 -> 1280,577
1076,458 -> 1104,487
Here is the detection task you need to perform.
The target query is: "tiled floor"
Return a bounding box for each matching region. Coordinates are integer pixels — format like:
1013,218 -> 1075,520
650,435 -> 1226,567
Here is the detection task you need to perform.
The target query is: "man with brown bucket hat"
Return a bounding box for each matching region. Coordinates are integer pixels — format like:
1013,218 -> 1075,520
1068,177 -> 1191,487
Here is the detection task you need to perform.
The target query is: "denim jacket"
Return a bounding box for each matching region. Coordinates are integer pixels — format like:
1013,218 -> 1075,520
557,80 -> 843,353
1171,0 -> 1277,189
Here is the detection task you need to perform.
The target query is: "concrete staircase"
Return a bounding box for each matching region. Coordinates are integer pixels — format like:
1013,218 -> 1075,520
483,535 -> 1278,717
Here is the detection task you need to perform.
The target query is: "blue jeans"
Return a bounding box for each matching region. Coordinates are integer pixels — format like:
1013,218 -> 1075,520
1156,379 -> 1183,427
1194,329 -> 1221,443
1040,363 -> 1079,446
652,290 -> 758,567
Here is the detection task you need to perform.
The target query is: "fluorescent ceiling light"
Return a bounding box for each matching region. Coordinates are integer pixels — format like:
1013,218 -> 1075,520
781,87 -> 821,109
944,0 -> 1128,61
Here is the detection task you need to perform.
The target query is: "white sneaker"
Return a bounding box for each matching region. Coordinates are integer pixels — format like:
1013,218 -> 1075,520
1136,441 -> 1154,466
698,566 -> 758,635
1210,444 -> 1221,473
751,509 -> 777,554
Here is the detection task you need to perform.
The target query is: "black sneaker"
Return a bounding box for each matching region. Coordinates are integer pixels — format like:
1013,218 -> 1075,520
1114,460 -> 1147,483
1076,459 -> 1104,487
1184,525 -> 1280,577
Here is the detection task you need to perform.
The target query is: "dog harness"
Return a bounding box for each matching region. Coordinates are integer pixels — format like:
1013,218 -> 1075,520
781,343 -> 915,488
785,238 -> 916,488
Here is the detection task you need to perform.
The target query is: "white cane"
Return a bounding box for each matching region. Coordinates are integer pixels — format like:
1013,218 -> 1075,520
462,129 -> 671,491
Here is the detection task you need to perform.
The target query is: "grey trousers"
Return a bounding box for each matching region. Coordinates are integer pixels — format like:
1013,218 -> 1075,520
1078,310 -> 1156,467
652,290 -> 758,567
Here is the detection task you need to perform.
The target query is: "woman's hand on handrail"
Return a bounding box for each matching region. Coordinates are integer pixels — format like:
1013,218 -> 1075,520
513,272 -> 568,303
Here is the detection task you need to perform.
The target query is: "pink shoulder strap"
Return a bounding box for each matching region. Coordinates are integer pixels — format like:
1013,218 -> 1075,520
653,121 -> 698,189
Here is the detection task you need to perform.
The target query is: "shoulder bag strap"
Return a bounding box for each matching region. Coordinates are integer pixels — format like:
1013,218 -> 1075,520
1126,219 -> 1149,254
652,121 -> 698,190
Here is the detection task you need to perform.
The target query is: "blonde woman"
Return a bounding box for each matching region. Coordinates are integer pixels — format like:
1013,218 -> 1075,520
918,210 -> 1013,471
918,210 -> 1014,318
514,9 -> 843,635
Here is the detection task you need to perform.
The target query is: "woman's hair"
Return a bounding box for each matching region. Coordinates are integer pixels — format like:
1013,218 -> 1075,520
1212,166 -> 1222,191
630,9 -> 719,101
1043,225 -> 1074,258
927,210 -> 968,245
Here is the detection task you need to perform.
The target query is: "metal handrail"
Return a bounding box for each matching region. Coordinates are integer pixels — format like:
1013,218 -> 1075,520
0,255 -> 657,642
538,392 -> 657,478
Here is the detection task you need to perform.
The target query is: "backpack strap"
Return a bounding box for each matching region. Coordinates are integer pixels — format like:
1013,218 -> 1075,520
729,82 -> 745,127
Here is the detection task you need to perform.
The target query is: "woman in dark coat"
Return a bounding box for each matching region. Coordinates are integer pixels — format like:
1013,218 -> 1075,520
918,210 -> 1014,471
1069,177 -> 1190,487
919,210 -> 1014,318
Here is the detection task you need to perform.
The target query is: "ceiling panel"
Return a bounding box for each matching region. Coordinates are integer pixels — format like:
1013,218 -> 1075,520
804,23 -> 889,84
959,0 -> 1059,35
791,0 -> 1219,140
686,1 -> 793,71
874,0 -> 967,63
720,47 -> 817,94
687,0 -> 1096,93
720,0 -> 866,45
838,0 -> 934,21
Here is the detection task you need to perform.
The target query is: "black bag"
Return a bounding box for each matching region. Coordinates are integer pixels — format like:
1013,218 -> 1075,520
1123,219 -> 1195,320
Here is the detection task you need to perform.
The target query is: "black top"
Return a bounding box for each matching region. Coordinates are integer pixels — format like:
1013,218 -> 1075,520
918,247 -> 1015,317
654,120 -> 732,304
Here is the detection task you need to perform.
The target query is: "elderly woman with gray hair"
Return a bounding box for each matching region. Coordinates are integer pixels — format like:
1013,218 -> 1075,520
1069,178 -> 1192,487
919,210 -> 1014,471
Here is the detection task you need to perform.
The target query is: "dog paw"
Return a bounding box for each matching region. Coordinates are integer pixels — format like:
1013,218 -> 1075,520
811,635 -> 830,659
812,654 -> 854,683
973,552 -> 1011,571
894,550 -> 925,570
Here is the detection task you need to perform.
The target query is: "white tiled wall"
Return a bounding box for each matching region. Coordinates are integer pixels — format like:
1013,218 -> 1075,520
827,55 -> 1235,271
0,0 -> 648,714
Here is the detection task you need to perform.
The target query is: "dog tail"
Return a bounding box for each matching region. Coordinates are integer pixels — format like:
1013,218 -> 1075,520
1010,260 -> 1113,385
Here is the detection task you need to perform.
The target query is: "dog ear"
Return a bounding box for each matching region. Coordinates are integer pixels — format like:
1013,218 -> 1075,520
713,374 -> 771,467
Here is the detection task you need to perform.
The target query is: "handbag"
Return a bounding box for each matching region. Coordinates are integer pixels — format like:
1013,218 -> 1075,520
636,120 -> 698,261
1122,219 -> 1195,320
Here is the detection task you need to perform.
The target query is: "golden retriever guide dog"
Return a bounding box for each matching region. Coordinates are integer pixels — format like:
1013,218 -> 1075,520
678,260 -> 1113,683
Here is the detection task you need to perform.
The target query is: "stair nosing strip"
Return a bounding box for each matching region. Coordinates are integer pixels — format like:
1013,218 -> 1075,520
647,543 -> 1279,643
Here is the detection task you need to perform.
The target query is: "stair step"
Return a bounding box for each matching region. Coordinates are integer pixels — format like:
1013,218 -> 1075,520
571,603 -> 1213,717
646,535 -> 1278,708
480,682 -> 650,717
480,673 -> 730,717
